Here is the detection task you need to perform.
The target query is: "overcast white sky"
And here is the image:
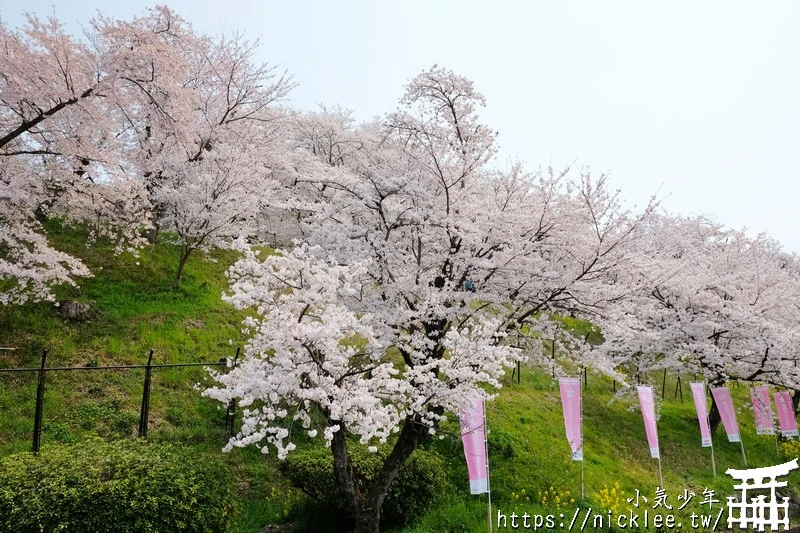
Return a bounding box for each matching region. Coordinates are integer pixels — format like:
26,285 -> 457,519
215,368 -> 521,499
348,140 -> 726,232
4,2 -> 799,252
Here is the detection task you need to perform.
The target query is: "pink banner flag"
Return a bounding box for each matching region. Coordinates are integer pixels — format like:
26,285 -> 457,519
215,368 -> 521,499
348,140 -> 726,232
459,396 -> 489,494
690,382 -> 713,447
774,391 -> 798,438
637,386 -> 660,459
751,386 -> 775,435
559,377 -> 583,461
710,386 -> 741,442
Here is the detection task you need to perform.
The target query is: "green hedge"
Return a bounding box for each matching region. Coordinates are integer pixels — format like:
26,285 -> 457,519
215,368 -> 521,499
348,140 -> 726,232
281,446 -> 448,527
0,438 -> 235,532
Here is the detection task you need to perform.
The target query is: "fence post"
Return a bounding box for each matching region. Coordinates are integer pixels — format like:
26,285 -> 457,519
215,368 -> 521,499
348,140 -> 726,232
32,349 -> 48,454
661,368 -> 667,400
226,347 -> 240,437
138,349 -> 154,438
674,375 -> 683,401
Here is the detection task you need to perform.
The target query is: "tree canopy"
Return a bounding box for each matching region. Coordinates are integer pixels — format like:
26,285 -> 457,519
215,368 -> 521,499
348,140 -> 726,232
4,8 -> 800,533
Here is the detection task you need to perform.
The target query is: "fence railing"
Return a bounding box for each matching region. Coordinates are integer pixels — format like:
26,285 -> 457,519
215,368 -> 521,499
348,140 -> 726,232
0,347 -> 240,453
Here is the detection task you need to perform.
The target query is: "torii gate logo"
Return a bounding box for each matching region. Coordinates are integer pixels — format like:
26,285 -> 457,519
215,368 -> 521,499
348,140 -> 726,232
726,458 -> 798,531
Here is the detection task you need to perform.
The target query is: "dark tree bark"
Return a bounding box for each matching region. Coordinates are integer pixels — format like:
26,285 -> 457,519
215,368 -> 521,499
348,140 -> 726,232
145,220 -> 162,245
0,87 -> 95,150
330,426 -> 372,532
327,291 -> 447,531
330,415 -> 425,533
704,376 -> 728,434
174,245 -> 193,287
708,394 -> 721,434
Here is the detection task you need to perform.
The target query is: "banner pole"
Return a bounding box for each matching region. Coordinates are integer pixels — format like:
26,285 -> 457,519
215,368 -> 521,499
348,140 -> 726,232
706,382 -> 716,477
484,398 -> 492,533
774,389 -> 779,455
739,439 -> 747,467
654,384 -> 663,487
581,453 -> 585,501
708,415 -> 716,478
580,375 -> 585,500
697,381 -> 714,479
710,443 -> 717,478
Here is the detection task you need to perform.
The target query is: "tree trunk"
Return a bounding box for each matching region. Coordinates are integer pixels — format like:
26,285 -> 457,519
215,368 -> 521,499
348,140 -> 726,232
329,415 -> 425,533
331,425 -> 381,533
708,394 -> 721,434
353,510 -> 380,533
145,222 -> 161,245
174,246 -> 193,288
792,390 -> 800,418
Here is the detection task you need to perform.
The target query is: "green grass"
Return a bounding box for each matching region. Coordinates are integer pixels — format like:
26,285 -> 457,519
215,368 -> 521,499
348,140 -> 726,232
1,222 -> 798,532
0,222 -> 284,531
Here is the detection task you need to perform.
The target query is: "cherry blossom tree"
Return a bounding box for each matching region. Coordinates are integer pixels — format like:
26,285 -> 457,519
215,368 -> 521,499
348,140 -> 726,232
0,12 -> 150,303
152,134 -> 282,286
1,6 -> 294,298
0,7 -> 204,303
125,27 -> 294,285
600,213 -> 800,425
205,66 -> 658,532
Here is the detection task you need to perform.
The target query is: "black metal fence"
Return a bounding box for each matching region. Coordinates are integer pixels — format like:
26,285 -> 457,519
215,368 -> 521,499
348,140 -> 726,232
0,347 -> 240,453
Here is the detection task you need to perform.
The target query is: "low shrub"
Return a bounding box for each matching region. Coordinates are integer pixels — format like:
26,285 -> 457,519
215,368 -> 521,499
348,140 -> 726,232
281,445 -> 448,527
0,438 -> 235,532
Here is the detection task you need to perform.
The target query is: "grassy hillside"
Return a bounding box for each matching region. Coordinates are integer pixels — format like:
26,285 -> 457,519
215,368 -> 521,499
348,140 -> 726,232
1,223 -> 798,532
